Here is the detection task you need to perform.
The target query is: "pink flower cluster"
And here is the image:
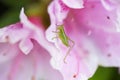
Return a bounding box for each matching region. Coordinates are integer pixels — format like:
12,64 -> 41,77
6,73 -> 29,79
0,0 -> 120,80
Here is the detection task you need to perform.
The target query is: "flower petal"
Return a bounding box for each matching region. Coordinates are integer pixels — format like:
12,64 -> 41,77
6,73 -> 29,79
46,1 -> 100,80
67,1 -> 120,67
91,29 -> 120,67
0,23 -> 29,44
0,8 -> 63,80
48,0 -> 69,25
101,0 -> 120,10
0,41 -> 63,80
61,0 -> 84,8
0,43 -> 19,63
19,38 -> 33,55
46,0 -> 120,80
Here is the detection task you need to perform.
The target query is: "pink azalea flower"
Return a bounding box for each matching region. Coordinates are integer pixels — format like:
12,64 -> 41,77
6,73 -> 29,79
46,0 -> 120,80
0,8 -> 63,80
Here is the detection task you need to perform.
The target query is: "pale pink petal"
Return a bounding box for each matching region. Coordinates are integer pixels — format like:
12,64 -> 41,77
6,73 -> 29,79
48,0 -> 69,25
19,8 -> 62,66
0,61 -> 13,80
46,0 -> 69,44
0,41 -> 63,80
0,43 -> 19,63
69,1 -> 120,67
90,29 -> 120,67
78,1 -> 118,32
46,1 -> 99,80
61,0 -> 84,8
101,0 -> 115,10
19,38 -> 33,55
0,8 -> 63,80
46,0 -> 120,80
20,8 -> 38,30
0,23 -> 29,44
46,25 -> 98,80
101,0 -> 120,10
0,22 -> 31,64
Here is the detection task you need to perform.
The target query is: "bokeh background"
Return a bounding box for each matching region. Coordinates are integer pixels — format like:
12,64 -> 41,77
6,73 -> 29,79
0,0 -> 50,28
0,0 -> 120,80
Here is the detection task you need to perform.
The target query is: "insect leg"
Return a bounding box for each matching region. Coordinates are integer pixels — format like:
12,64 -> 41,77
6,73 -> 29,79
63,39 -> 75,63
52,31 -> 58,33
69,39 -> 75,47
63,46 -> 72,63
52,30 -> 59,40
52,36 -> 58,40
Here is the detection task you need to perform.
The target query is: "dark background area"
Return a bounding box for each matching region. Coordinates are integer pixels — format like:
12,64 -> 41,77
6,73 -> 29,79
0,0 -> 50,28
0,0 -> 30,27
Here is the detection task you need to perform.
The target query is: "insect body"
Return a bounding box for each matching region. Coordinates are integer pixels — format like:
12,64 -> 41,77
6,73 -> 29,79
53,25 -> 74,63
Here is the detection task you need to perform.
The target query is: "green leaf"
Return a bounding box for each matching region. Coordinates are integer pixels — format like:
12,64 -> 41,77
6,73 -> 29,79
89,66 -> 119,80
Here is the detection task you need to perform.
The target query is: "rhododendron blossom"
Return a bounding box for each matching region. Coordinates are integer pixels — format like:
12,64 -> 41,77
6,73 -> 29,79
0,8 -> 63,80
46,0 -> 120,80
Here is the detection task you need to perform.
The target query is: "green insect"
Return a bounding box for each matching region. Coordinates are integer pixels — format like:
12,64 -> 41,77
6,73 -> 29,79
52,25 -> 74,63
